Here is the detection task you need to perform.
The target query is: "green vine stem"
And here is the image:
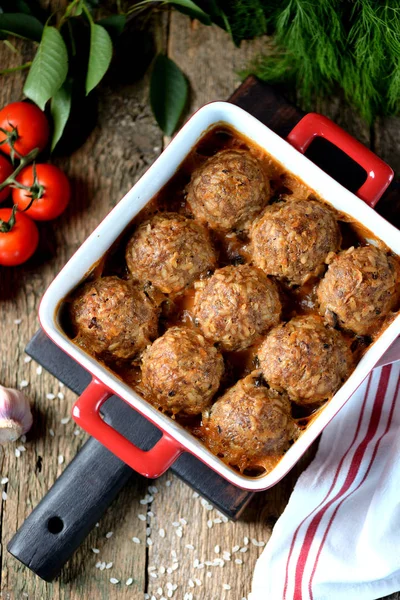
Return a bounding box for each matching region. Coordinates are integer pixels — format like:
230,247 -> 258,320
0,147 -> 39,192
0,62 -> 32,77
0,204 -> 17,233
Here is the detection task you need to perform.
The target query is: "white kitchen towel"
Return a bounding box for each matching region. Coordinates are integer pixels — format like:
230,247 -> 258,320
250,362 -> 400,600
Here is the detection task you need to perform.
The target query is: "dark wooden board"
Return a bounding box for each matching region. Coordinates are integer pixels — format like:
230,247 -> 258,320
8,75 -> 400,584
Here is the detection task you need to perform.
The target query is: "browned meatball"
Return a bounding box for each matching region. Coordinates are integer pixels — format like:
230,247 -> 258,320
186,149 -> 270,232
141,327 -> 224,415
258,315 -> 352,405
250,199 -> 341,286
317,245 -> 400,336
193,265 -> 281,351
69,276 -> 159,361
126,213 -> 216,294
202,373 -> 297,472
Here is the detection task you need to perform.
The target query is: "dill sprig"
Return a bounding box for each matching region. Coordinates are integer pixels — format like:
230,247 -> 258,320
221,0 -> 400,124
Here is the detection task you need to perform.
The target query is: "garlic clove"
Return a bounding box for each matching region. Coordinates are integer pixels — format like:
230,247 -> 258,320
0,386 -> 33,444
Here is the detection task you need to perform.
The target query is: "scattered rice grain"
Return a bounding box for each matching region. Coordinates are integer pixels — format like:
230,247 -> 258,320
1,477 -> 8,484
132,537 -> 140,544
109,577 -> 119,584
126,577 -> 133,586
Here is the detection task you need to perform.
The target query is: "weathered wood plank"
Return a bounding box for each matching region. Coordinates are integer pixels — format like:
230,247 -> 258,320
0,6 -> 164,596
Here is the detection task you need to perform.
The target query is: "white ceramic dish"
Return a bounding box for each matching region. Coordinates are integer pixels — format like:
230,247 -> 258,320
39,102 -> 400,491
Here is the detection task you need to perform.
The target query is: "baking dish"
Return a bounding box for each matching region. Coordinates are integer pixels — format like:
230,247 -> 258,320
39,103 -> 400,491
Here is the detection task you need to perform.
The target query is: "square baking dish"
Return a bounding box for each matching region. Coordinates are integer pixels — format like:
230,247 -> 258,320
39,102 -> 400,491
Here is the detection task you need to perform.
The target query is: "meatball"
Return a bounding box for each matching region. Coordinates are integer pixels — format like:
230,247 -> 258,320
141,327 -> 224,415
126,212 -> 216,294
186,149 -> 270,232
257,315 -> 352,405
202,373 -> 297,472
70,276 -> 159,361
250,199 -> 341,286
317,245 -> 400,336
193,265 -> 281,351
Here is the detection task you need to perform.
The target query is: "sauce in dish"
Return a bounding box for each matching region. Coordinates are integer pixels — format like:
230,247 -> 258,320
60,124 -> 400,477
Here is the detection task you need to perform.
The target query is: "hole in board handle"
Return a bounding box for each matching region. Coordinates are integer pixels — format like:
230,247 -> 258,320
47,516 -> 64,534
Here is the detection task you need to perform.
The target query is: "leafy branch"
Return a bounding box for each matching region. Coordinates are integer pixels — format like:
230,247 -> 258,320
0,0 -> 399,150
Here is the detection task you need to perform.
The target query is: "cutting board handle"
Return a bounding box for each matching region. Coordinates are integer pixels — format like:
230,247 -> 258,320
72,379 -> 183,478
287,113 -> 394,207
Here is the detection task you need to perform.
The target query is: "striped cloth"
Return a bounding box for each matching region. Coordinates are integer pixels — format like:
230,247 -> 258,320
250,363 -> 400,600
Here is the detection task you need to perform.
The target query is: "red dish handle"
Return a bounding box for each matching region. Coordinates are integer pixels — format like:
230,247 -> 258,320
287,113 -> 394,207
72,379 -> 183,478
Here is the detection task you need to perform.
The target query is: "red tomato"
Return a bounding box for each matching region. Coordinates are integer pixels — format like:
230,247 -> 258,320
0,154 -> 13,203
0,102 -> 49,158
0,208 -> 39,266
13,164 -> 71,221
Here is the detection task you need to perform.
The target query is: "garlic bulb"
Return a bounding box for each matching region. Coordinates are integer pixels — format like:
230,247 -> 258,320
0,385 -> 33,444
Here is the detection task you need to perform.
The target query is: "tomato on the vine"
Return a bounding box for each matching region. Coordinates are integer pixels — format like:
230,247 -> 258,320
0,102 -> 49,159
13,164 -> 71,221
0,154 -> 13,203
0,207 -> 39,266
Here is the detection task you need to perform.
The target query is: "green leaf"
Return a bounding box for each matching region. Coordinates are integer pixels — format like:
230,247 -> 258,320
97,15 -> 126,39
86,23 -> 113,95
23,26 -> 68,110
150,54 -> 188,136
0,13 -> 43,42
170,0 -> 212,25
50,80 -> 72,151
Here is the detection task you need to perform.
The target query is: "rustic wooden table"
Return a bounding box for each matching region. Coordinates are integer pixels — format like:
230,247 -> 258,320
0,6 -> 399,600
